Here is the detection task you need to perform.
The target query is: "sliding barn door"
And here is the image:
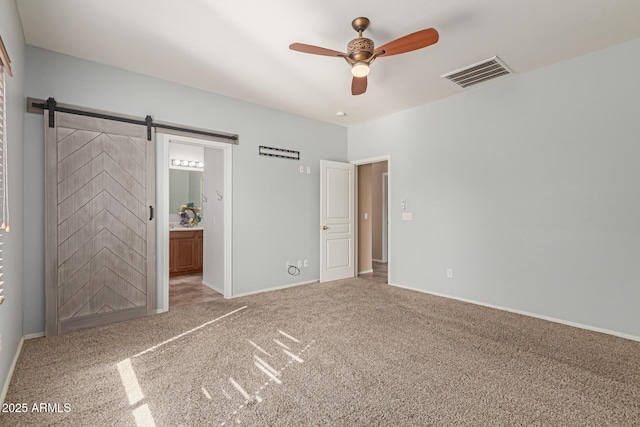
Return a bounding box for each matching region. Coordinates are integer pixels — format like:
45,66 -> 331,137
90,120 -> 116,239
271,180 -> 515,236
45,111 -> 155,335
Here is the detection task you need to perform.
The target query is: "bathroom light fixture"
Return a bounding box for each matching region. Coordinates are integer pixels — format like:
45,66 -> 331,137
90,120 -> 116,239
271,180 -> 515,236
171,159 -> 205,169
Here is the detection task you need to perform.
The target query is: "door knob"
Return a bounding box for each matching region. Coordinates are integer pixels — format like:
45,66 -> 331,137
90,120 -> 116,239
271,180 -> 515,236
322,225 -> 328,230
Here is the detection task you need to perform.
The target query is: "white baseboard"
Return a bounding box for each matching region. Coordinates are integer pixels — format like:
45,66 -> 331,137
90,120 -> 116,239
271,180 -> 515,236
155,308 -> 168,314
202,280 -> 223,295
231,279 -> 318,299
1,337 -> 24,404
372,259 -> 386,263
23,332 -> 45,340
358,269 -> 373,275
389,283 -> 640,343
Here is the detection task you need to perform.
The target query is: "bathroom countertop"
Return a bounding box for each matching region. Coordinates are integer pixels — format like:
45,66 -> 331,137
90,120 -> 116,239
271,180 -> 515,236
170,225 -> 204,232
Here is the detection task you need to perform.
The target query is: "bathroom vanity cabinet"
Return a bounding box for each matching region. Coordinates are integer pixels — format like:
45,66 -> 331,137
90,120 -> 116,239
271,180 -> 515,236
169,229 -> 203,276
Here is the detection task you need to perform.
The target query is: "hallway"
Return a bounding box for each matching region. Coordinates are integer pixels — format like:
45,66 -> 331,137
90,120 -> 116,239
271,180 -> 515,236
358,261 -> 387,284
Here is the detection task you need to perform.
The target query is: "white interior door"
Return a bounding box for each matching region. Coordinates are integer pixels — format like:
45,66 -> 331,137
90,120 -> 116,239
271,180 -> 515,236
320,160 -> 355,282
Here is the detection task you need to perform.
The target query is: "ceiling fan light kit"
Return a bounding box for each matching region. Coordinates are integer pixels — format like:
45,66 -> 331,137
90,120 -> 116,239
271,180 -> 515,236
351,62 -> 370,77
290,17 -> 439,95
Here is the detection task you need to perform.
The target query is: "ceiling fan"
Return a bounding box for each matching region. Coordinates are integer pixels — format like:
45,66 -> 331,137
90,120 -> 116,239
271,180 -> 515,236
289,17 -> 439,95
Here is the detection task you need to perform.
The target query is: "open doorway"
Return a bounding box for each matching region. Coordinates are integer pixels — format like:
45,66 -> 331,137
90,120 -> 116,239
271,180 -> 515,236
355,159 -> 389,284
157,133 -> 233,313
167,142 -> 221,308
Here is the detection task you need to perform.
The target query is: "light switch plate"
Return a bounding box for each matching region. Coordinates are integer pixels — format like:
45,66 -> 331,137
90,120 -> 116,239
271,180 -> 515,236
306,166 -> 311,174
402,212 -> 413,221
299,165 -> 304,173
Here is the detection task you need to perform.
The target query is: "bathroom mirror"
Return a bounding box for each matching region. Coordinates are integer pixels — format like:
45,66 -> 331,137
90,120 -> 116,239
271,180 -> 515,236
170,169 -> 204,215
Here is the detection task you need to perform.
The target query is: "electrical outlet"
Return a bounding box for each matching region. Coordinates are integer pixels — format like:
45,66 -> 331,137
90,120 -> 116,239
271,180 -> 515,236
447,268 -> 453,278
303,259 -> 308,268
306,166 -> 311,174
297,260 -> 302,268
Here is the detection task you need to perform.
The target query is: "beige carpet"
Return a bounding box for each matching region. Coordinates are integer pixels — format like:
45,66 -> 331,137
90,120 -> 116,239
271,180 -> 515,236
2,277 -> 639,426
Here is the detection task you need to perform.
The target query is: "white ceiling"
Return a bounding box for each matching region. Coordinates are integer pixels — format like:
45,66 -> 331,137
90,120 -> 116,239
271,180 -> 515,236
16,0 -> 640,126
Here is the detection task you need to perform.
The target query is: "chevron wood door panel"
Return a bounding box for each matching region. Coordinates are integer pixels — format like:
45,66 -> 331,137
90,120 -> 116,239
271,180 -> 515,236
45,112 -> 155,335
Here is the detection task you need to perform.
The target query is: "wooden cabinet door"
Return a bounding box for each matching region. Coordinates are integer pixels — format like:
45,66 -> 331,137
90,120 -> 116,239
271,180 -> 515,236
169,238 -> 177,273
175,236 -> 197,271
170,230 -> 203,275
196,231 -> 203,269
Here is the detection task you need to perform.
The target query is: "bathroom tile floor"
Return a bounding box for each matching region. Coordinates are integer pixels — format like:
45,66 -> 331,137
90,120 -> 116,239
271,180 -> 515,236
169,274 -> 223,308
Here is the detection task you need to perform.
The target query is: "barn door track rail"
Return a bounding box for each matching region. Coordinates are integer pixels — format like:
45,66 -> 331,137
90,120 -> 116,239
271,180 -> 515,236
27,97 -> 239,144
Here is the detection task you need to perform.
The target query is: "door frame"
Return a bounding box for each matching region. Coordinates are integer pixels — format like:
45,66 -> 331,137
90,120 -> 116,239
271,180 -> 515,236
382,172 -> 389,263
157,133 -> 233,312
351,155 -> 391,284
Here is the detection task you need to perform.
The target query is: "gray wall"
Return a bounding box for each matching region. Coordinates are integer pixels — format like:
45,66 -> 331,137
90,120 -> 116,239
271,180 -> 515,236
23,46 -> 347,335
348,38 -> 640,338
0,0 -> 25,397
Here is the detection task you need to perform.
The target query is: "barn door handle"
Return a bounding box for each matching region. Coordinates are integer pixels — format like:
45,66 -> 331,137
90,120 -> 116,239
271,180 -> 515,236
149,206 -> 154,221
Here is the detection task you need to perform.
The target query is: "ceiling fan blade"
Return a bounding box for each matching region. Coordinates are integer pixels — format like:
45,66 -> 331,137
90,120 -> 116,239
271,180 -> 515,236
375,28 -> 439,57
352,76 -> 367,96
289,43 -> 346,57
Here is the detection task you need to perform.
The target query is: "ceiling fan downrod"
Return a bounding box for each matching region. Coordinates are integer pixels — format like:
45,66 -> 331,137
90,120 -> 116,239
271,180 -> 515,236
347,17 -> 375,67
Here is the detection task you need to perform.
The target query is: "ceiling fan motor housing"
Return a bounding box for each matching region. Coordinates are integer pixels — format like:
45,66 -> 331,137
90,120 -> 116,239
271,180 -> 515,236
348,38 -> 374,61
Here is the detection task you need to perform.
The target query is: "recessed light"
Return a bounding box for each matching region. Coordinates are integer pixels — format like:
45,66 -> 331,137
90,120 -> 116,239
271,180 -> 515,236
336,111 -> 347,117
